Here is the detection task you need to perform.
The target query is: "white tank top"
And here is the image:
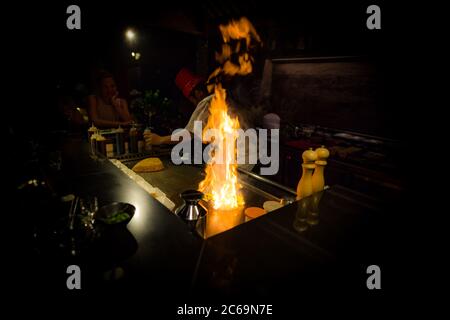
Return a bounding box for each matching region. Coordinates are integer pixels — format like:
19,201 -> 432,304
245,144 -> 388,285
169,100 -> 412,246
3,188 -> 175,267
95,96 -> 120,122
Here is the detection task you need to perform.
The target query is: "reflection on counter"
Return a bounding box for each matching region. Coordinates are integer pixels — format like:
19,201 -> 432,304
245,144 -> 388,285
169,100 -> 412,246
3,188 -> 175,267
195,198 -> 292,239
197,205 -> 245,239
293,191 -> 324,233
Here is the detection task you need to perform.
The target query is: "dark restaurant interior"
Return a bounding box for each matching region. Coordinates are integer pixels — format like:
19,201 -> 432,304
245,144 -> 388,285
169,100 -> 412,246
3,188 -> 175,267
8,0 -> 416,313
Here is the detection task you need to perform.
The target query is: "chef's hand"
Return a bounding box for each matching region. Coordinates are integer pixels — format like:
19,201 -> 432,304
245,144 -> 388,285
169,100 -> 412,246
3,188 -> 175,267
144,132 -> 165,146
111,94 -> 124,110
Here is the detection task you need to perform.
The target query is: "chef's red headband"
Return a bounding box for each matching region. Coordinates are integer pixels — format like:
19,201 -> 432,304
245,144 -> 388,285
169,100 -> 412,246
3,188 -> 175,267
175,68 -> 204,98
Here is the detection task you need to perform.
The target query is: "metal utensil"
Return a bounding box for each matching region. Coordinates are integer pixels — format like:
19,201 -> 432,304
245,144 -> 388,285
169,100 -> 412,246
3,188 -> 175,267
175,190 -> 206,222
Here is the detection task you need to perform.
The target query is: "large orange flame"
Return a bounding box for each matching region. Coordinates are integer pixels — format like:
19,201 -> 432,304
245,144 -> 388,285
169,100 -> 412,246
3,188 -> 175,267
198,83 -> 243,210
199,17 -> 260,211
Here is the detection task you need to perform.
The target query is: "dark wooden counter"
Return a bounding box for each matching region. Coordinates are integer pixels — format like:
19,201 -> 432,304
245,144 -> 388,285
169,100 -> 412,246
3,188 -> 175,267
24,138 -> 400,306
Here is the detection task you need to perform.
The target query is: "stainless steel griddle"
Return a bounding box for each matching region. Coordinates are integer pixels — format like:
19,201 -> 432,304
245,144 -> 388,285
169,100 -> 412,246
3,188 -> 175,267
119,155 -> 297,212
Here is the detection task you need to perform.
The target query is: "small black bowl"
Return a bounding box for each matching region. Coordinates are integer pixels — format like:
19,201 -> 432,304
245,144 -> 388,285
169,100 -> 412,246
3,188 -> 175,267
95,202 -> 135,226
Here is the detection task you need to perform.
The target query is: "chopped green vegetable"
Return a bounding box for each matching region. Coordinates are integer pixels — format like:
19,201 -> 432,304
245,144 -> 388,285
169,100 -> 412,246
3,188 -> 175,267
100,212 -> 130,224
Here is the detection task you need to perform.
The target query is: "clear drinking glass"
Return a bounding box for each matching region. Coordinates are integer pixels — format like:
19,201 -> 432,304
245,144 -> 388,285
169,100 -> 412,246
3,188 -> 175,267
79,196 -> 98,238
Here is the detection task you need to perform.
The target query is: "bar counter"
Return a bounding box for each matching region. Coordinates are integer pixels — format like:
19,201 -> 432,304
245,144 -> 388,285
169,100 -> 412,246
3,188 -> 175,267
26,137 -> 400,302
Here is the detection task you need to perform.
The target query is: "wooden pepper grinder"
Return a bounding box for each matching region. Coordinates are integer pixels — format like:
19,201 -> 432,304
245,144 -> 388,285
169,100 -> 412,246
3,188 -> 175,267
312,145 -> 330,193
296,148 -> 318,200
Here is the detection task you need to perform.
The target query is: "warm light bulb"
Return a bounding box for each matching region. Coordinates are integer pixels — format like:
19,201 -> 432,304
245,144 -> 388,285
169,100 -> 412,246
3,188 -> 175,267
126,29 -> 135,41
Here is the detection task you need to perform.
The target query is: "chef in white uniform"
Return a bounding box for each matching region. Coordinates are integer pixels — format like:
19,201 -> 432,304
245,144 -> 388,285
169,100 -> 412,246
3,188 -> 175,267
144,68 -> 210,145
144,68 -> 254,171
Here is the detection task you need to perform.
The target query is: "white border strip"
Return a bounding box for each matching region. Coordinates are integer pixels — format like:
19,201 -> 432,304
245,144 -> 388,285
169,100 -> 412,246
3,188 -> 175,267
109,159 -> 176,211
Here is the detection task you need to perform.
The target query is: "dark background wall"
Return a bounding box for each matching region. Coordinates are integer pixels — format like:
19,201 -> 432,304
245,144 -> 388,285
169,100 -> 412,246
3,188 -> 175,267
267,57 -> 390,137
8,0 -> 403,140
